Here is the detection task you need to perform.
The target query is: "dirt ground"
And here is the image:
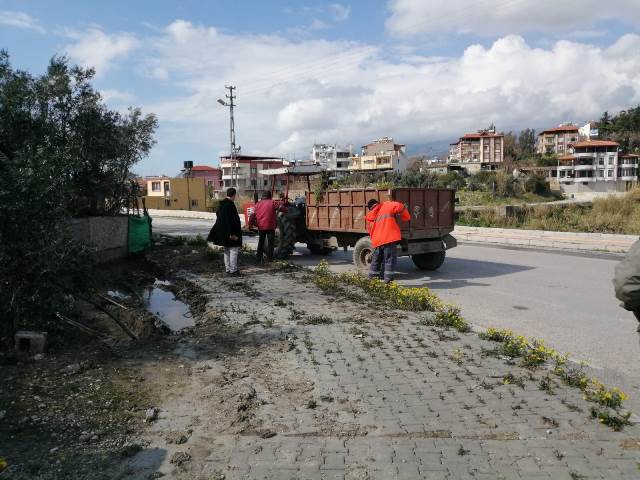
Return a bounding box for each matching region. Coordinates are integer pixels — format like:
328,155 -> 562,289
3,238 -> 640,480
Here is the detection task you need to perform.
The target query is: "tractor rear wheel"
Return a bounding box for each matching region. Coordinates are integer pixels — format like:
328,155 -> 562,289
274,214 -> 297,259
411,251 -> 446,271
353,236 -> 373,270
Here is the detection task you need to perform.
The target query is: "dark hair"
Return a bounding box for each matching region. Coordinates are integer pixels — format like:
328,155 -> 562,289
367,198 -> 379,210
226,187 -> 237,198
261,190 -> 272,199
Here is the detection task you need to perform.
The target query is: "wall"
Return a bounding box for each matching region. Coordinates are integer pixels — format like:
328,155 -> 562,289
68,216 -> 128,262
143,177 -> 215,212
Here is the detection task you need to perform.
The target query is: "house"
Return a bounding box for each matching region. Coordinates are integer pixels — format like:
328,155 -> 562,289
347,137 -> 408,173
145,176 -> 171,197
547,140 -> 638,193
219,154 -> 289,196
188,165 -> 223,192
536,123 -> 580,155
447,128 -> 504,173
143,177 -> 217,212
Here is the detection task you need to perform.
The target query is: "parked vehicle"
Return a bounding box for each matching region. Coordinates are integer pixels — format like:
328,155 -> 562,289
257,166 -> 457,270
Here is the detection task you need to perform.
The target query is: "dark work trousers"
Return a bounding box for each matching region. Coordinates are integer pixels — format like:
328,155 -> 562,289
368,242 -> 398,283
256,229 -> 275,262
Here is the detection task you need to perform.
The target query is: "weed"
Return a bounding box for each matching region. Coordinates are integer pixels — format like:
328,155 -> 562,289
539,375 -> 555,395
502,373 -> 525,389
288,308 -> 305,323
362,339 -> 384,349
542,416 -> 559,428
451,348 -> 464,365
569,472 -> 586,480
274,298 -> 288,307
187,235 -> 208,247
263,318 -> 274,328
356,355 -> 365,362
584,380 -> 627,409
457,445 -> 470,456
590,408 -> 632,431
553,449 -> 565,460
300,314 -> 333,326
320,395 -> 334,403
306,399 -> 318,409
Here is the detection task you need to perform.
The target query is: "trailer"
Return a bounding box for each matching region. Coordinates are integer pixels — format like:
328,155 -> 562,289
259,166 -> 457,270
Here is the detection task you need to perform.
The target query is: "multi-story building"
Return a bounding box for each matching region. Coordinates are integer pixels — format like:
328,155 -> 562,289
447,128 -> 504,172
219,154 -> 288,195
550,140 -> 638,193
578,121 -> 599,141
347,137 -> 408,173
189,165 -> 223,191
310,144 -> 351,177
144,177 -> 218,212
536,123 -> 580,155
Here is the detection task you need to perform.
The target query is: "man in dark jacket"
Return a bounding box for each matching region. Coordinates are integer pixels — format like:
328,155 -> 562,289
248,190 -> 281,263
208,187 -> 242,275
613,239 -> 640,331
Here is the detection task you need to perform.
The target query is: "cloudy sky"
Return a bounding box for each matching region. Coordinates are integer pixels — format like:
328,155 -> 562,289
1,0 -> 640,175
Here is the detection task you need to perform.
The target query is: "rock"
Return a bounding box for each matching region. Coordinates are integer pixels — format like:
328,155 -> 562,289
79,433 -> 91,442
14,331 -> 48,355
61,364 -> 81,375
49,447 -> 59,454
238,385 -> 256,402
33,354 -> 44,361
144,407 -> 159,423
260,430 -> 277,439
169,451 -> 191,466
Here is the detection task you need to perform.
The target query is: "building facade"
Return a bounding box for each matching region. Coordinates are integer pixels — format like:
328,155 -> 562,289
549,140 -> 638,193
219,155 -> 288,196
347,137 -> 408,173
189,165 -> 223,191
536,124 -> 580,155
144,177 -> 217,212
145,176 -> 171,197
310,144 -> 351,177
447,129 -> 504,172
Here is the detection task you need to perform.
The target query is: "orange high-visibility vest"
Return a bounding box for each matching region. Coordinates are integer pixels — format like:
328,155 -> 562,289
365,201 -> 411,248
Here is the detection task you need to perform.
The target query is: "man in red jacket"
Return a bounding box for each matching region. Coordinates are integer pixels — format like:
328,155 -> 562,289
248,190 -> 281,263
365,198 -> 411,283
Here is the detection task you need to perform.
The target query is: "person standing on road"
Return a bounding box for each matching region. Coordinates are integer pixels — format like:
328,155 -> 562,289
248,190 -> 281,263
365,198 -> 410,283
613,239 -> 640,331
208,187 -> 242,276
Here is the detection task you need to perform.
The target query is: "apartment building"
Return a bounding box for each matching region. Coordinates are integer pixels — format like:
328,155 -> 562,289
447,129 -> 504,172
536,123 -> 580,155
145,176 -> 171,197
550,140 -> 638,193
348,137 -> 408,173
219,154 -> 288,195
189,165 -> 222,191
310,144 -> 351,177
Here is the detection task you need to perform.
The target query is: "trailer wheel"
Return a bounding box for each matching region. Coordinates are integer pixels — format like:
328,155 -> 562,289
307,243 -> 333,255
411,251 -> 446,271
353,237 -> 373,270
274,214 -> 297,259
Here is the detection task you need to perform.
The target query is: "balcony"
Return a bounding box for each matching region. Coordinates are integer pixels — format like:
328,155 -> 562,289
221,173 -> 247,181
574,164 -> 595,171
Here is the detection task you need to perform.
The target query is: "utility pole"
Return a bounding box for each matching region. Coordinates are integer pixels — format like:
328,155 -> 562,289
218,86 -> 240,195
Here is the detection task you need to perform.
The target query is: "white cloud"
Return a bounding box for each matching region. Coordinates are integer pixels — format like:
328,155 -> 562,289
386,0 -> 640,37
328,4 -> 351,22
135,21 -> 640,163
0,10 -> 45,33
101,89 -> 135,103
63,27 -> 139,75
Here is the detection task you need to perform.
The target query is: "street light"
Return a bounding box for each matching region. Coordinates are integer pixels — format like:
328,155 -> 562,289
217,86 -> 239,194
217,99 -> 226,106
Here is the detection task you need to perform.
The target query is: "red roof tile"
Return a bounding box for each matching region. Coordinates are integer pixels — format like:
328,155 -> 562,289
538,125 -> 579,135
191,165 -> 219,171
572,140 -> 618,147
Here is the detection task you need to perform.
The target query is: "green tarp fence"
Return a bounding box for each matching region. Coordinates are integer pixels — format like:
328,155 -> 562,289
128,214 -> 152,253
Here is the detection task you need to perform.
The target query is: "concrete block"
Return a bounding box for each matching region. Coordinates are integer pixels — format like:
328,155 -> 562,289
15,331 -> 47,355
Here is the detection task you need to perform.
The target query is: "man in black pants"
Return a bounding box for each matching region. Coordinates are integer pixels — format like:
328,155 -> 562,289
249,190 -> 281,262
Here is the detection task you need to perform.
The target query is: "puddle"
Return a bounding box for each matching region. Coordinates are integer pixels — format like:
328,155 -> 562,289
143,286 -> 195,332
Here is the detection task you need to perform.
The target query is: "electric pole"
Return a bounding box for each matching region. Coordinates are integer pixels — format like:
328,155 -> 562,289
218,86 -> 241,195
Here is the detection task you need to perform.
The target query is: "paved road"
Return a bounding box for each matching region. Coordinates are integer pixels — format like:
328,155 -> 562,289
152,216 -> 640,411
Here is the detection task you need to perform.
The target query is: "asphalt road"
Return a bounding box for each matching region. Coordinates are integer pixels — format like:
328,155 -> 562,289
152,216 -> 640,411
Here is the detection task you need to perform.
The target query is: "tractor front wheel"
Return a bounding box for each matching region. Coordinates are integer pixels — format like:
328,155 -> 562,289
274,214 -> 297,259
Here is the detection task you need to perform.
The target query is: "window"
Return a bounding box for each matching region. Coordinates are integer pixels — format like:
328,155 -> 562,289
207,180 -> 213,186
608,158 -> 614,165
597,170 -> 604,177
250,167 -> 257,175
607,170 -> 613,177
151,181 -> 161,192
163,181 -> 170,192
598,158 -> 604,166
191,199 -> 198,207
264,179 -> 268,186
164,198 -> 171,206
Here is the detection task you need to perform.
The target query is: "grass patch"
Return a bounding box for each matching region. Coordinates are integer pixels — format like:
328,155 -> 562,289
186,234 -> 208,247
590,408 -> 632,432
299,314 -> 334,325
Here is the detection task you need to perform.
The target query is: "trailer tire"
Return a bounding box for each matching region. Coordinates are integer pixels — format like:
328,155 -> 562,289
307,243 -> 333,255
411,251 -> 446,271
274,214 -> 297,259
353,237 -> 373,270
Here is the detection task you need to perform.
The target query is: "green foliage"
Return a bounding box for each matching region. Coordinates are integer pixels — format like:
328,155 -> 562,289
524,174 -> 551,195
598,106 -> 640,152
0,51 -> 156,338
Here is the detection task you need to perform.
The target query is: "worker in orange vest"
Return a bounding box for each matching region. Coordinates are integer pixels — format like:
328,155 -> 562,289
365,198 -> 411,283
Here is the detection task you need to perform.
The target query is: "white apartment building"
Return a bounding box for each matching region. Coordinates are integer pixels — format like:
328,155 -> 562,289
551,140 -> 638,193
219,155 -> 288,195
310,144 -> 352,177
447,129 -> 504,173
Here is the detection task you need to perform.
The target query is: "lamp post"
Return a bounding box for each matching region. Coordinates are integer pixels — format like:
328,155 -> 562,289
218,86 -> 240,195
